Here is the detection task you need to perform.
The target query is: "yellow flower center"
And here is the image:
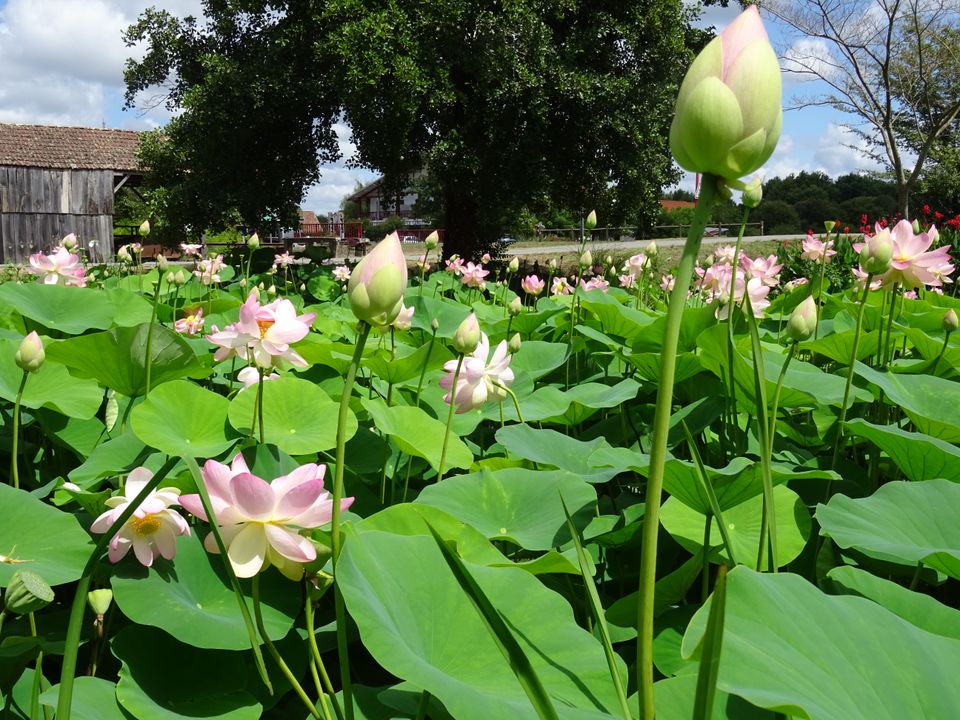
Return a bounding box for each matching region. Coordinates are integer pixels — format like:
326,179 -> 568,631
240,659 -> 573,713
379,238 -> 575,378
185,314 -> 196,324
256,319 -> 275,337
131,514 -> 162,536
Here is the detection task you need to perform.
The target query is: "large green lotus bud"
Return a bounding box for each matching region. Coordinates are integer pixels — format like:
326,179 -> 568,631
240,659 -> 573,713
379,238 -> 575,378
247,232 -> 260,250
507,257 -> 519,273
452,313 -> 481,355
669,6 -> 782,182
580,250 -> 592,268
786,295 -> 817,343
585,210 -> 597,230
15,332 -> 45,373
860,230 -> 893,275
4,570 -> 54,615
138,220 -> 151,237
508,333 -> 522,354
508,296 -> 523,316
347,232 -> 408,326
742,177 -> 763,209
424,231 -> 439,251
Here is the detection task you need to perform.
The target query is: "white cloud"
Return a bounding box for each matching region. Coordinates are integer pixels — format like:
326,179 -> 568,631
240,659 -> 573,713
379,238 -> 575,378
811,123 -> 882,176
302,166 -> 378,214
782,38 -> 837,82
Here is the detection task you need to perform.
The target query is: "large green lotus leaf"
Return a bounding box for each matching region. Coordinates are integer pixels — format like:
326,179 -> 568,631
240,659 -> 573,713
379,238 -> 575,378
632,305 -> 718,353
362,398 -> 472,472
817,479 -> 960,579
698,325 -> 871,410
46,323 -> 207,397
799,328 -> 881,364
111,534 -> 299,650
580,293 -> 656,342
845,418 -> 960,482
408,295 -> 475,338
338,524 -> 625,719
682,567 -> 960,719
854,362 -> 960,442
626,351 -> 703,384
487,307 -> 565,338
112,626 -> 261,720
0,338 -> 102,418
661,484 -> 810,569
415,468 -> 597,550
228,375 -> 352,454
363,341 -> 452,385
40,678 -> 130,720
575,324 -> 628,352
0,484 -> 94,587
507,340 -> 568,381
105,287 -> 154,327
653,675 -> 773,719
494,424 -> 622,483
827,565 -> 960,640
0,283 -> 115,333
483,385 -> 571,423
131,380 -> 236,457
554,378 -> 641,425
68,430 -> 151,490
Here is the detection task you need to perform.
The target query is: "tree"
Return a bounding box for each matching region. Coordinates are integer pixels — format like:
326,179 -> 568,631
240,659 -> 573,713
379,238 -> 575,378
125,1 -> 707,257
760,0 -> 960,216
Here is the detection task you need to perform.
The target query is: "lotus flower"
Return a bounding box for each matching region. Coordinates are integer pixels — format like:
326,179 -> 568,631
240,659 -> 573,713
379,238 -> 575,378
174,307 -> 205,336
27,246 -> 85,286
179,455 -> 351,580
460,262 -> 489,289
91,467 -> 190,567
392,303 -> 415,331
876,220 -> 954,289
348,232 -> 408,325
551,276 -> 573,295
440,332 -> 514,413
180,243 -> 203,257
669,6 -> 782,181
521,274 -> 545,296
801,235 -> 836,263
207,291 -> 315,368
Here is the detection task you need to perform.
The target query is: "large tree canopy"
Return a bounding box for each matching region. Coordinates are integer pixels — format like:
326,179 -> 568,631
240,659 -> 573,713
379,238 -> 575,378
124,0 -> 706,254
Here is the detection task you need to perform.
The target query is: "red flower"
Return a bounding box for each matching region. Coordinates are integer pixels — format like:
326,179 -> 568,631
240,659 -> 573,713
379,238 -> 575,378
922,204 -> 931,216
935,211 -> 945,221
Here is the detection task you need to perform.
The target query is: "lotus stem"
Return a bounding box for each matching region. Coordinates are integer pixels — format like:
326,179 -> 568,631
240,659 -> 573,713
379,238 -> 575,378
437,354 -> 464,483
11,371 -> 28,489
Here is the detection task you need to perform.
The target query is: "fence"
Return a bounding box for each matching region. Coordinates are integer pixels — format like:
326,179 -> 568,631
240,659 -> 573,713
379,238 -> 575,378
535,222 -> 764,242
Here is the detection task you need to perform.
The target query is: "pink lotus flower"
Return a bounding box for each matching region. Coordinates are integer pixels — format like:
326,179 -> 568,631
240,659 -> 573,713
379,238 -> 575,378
274,252 -> 295,268
174,307 -> 205,336
392,303 -> 415,331
195,254 -> 226,284
415,255 -> 431,272
460,262 -> 489,289
801,235 -> 836,263
626,253 -> 650,277
784,277 -> 809,292
27,246 -> 85,286
445,256 -> 464,275
714,245 -> 741,265
521,274 -> 545,295
179,454 -> 351,580
580,276 -> 610,292
236,366 -> 281,387
90,467 -> 190,567
741,254 -> 782,287
207,291 -> 316,369
481,253 -> 492,263
180,243 -> 203,257
903,290 -> 918,300
551,276 -> 573,295
619,274 -> 637,289
660,274 -> 676,292
332,265 -> 351,282
878,220 -> 954,289
439,332 -> 515,413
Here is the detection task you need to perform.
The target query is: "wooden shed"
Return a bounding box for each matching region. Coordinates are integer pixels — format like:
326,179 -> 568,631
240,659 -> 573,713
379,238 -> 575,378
0,124 -> 142,264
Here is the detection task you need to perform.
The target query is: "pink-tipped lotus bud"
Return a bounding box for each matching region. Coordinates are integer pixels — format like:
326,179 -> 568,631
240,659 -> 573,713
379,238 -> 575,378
824,220 -> 836,233
742,177 -> 763,208
481,253 -> 491,264
860,230 -> 893,275
248,233 -> 260,250
61,233 -> 78,251
452,313 -> 481,355
424,231 -> 439,250
139,220 -> 151,237
508,333 -> 522,354
943,309 -> 958,334
580,250 -> 592,268
508,296 -> 523,316
347,231 -> 408,326
15,332 -> 45,373
585,210 -> 597,230
669,6 -> 782,182
507,257 -> 519,273
786,296 -> 817,342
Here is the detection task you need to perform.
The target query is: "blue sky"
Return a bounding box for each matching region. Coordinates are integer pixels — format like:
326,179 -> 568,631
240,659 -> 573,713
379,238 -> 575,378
0,0 -> 881,212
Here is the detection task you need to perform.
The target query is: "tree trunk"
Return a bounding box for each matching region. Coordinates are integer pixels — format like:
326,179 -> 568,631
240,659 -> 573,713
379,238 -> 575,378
441,184 -> 482,261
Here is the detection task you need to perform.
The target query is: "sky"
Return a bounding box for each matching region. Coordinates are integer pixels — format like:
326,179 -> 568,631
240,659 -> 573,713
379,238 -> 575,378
0,0 -> 883,214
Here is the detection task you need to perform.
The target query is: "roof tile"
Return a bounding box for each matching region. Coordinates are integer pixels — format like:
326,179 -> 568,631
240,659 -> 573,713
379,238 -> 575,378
0,124 -> 142,172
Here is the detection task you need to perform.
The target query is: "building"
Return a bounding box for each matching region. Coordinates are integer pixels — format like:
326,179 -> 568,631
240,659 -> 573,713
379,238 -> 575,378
345,177 -> 425,224
0,124 -> 142,263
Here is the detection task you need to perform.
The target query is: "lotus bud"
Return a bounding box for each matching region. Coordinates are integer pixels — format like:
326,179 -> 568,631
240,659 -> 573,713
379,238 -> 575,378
646,240 -> 658,256
705,254 -> 715,266
239,277 -> 248,288
156,254 -> 168,271
585,210 -> 597,230
174,270 -> 187,286
860,230 -> 893,275
452,313 -> 481,355
604,255 -> 613,267
742,177 -> 763,209
258,282 -> 265,290
508,296 -> 523,316
138,220 -> 151,237
912,219 -> 921,235
786,296 -> 817,343
929,225 -> 940,245
481,253 -> 491,264
508,333 -> 522,354
4,570 -> 53,615
267,284 -> 277,296
669,6 -> 782,182
15,332 -> 45,373
507,257 -> 519,273
824,220 -> 836,233
548,258 -> 558,270
61,233 -> 78,251
117,246 -> 132,263
431,318 -> 440,332
347,231 -> 408,326
580,250 -> 592,268
87,589 -> 113,616
299,283 -> 306,292
424,231 -> 439,250
943,309 -> 958,335
246,232 -> 260,250
165,271 -> 176,284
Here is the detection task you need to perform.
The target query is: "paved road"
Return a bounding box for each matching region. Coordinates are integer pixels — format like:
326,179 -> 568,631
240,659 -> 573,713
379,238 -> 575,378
501,233 -> 807,258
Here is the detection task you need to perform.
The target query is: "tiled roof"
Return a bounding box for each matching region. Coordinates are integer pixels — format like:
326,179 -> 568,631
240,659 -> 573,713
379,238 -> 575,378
660,199 -> 696,210
299,209 -> 319,225
0,124 -> 142,172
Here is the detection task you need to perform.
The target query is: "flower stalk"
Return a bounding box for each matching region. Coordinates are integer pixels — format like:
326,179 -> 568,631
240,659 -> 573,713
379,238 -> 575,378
437,354 -> 464,483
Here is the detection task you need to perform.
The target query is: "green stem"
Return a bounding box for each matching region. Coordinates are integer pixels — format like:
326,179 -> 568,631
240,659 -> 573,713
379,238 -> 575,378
413,328 -> 438,408
437,355 -> 464,483
768,343 -> 797,459
257,367 -> 266,444
724,209 -> 750,459
57,457 -> 179,720
813,250 -> 828,340
497,383 -> 525,424
144,276 -> 163,396
331,322 -> 371,720
305,591 -> 344,720
28,612 -> 50,720
636,174 -> 717,720
414,691 -> 431,720
10,371 -> 28,489
882,284 -> 900,368
253,576 -> 321,719
830,277 -> 873,474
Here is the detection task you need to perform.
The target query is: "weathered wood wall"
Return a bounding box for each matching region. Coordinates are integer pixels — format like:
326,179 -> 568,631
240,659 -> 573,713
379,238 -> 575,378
0,167 -> 115,264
